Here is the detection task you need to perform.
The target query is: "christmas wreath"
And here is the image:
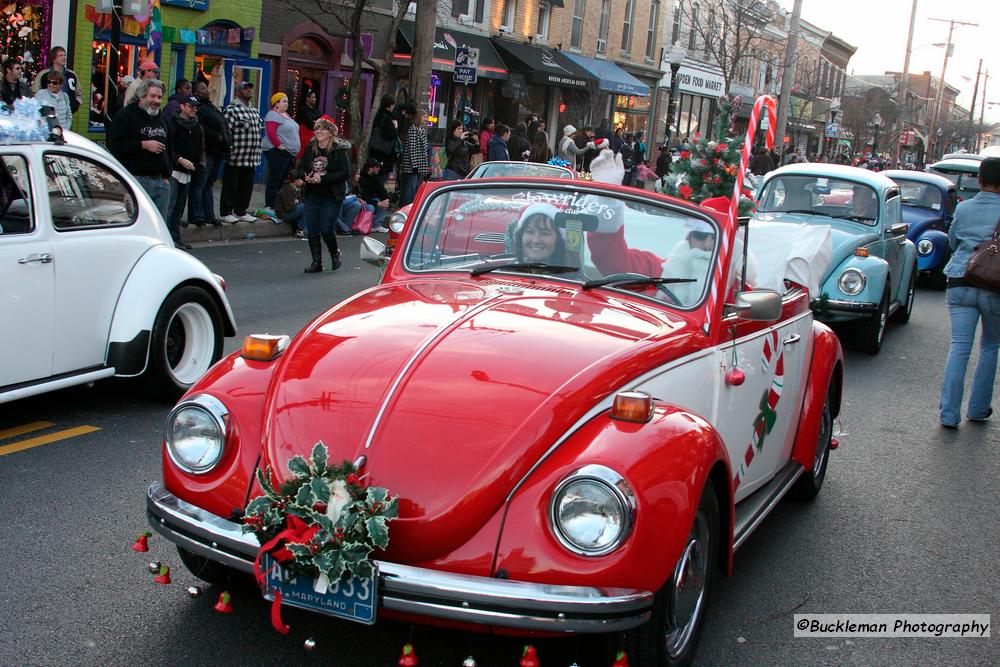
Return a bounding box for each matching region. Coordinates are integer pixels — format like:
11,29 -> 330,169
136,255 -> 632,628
242,442 -> 398,586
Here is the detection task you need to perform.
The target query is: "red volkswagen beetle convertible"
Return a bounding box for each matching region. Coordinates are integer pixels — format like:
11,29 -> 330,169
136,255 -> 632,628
147,178 -> 843,665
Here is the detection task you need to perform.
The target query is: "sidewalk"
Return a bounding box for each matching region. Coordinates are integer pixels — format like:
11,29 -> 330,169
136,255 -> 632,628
181,183 -> 292,245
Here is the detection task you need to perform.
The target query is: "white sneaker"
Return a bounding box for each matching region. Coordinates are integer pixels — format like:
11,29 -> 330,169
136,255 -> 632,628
238,213 -> 257,222
220,214 -> 238,224
371,226 -> 389,233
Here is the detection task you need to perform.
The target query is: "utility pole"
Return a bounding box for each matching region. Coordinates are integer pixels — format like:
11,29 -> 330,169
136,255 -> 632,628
774,0 -> 802,158
978,70 -> 989,152
896,0 -> 918,163
409,0 -> 436,115
969,59 -> 982,150
927,17 -> 977,160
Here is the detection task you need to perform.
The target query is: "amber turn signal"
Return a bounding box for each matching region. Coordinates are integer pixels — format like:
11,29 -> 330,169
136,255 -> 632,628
854,248 -> 869,257
611,391 -> 655,423
241,334 -> 290,361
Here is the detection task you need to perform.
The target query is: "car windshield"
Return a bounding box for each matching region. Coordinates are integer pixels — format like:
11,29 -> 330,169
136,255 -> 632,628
403,184 -> 719,309
894,179 -> 944,211
758,175 -> 879,226
929,166 -> 980,200
468,162 -> 574,179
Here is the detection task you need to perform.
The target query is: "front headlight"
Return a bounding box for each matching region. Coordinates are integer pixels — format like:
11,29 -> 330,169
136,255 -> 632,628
917,238 -> 934,255
838,268 -> 866,296
165,394 -> 228,474
550,465 -> 635,556
388,211 -> 406,234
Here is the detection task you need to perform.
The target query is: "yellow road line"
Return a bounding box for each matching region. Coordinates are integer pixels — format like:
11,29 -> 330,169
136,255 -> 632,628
0,421 -> 55,441
0,425 -> 101,456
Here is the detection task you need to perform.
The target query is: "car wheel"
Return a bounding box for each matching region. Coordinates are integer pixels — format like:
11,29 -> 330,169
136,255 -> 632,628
146,286 -> 223,398
851,286 -> 889,355
891,265 -> 917,324
625,479 -> 719,667
177,547 -> 245,586
790,388 -> 833,501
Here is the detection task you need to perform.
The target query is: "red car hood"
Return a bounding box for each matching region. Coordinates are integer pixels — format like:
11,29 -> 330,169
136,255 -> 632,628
261,278 -> 699,561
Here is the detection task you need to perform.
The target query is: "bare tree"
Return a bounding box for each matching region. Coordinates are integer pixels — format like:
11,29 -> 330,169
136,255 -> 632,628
839,87 -> 898,154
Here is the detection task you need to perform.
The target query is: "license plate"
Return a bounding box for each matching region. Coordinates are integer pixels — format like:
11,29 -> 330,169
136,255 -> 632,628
260,554 -> 377,625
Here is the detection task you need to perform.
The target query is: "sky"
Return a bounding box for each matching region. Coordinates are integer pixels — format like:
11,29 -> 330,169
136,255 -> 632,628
779,0 -> 1000,124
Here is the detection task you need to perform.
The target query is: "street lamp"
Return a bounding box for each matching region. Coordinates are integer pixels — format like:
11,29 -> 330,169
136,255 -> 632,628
827,107 -> 839,159
663,43 -> 687,150
872,112 -> 882,157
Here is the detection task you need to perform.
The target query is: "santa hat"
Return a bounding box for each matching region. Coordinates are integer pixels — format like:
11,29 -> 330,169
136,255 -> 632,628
563,124 -> 577,137
594,138 -> 610,151
514,203 -> 560,234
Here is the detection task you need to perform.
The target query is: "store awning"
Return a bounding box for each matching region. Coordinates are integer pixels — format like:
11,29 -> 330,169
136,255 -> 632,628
395,22 -> 508,79
491,40 -> 591,89
562,53 -> 649,97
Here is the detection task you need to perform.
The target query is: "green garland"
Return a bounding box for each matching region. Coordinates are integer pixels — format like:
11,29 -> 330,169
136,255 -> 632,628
242,443 -> 398,583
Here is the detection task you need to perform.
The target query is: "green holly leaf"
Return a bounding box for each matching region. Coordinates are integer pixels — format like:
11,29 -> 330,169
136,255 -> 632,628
287,454 -> 311,479
312,550 -> 334,574
256,466 -> 280,499
340,541 -> 371,564
366,516 -> 389,549
244,495 -> 271,515
310,477 -> 330,504
353,560 -> 374,579
295,483 -> 315,508
310,442 -> 328,475
365,486 -> 388,506
286,542 -> 312,559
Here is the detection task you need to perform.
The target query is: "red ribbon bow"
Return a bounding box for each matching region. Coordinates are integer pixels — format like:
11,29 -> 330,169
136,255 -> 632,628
253,515 -> 320,635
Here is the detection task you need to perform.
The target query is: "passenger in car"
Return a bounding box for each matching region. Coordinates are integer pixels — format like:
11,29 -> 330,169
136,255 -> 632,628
511,203 -> 573,267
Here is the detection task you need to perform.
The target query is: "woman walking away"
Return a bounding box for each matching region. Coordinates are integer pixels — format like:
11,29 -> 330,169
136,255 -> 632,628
261,92 -> 301,215
400,108 -> 429,206
369,94 -> 398,186
507,122 -> 531,162
444,119 -> 476,179
479,117 -> 495,163
938,157 -> 1000,428
299,116 -> 350,274
528,129 -> 552,164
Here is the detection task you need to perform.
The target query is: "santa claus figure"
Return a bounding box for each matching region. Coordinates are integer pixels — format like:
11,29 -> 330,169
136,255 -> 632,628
588,138 -> 625,186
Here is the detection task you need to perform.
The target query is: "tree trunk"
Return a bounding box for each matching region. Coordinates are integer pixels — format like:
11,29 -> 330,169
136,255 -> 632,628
410,0 -> 436,115
346,1 -> 366,161
357,0 -> 410,168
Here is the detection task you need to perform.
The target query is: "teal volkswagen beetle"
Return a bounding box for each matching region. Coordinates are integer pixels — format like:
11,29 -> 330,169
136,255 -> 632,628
754,164 -> 917,354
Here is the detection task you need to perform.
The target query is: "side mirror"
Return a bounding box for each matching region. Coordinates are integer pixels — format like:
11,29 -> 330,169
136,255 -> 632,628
888,222 -> 909,236
360,236 -> 387,265
735,290 -> 782,321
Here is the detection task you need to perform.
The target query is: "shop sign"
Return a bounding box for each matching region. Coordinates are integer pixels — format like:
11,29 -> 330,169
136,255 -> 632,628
660,65 -> 724,97
825,122 -> 839,138
454,46 -> 479,85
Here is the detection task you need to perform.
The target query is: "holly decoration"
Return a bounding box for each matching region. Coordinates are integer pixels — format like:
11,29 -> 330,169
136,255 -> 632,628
660,133 -> 755,216
213,591 -> 234,613
398,643 -> 418,666
610,650 -> 630,667
519,645 -> 540,667
152,564 -> 171,585
243,442 -> 398,584
131,531 -> 151,552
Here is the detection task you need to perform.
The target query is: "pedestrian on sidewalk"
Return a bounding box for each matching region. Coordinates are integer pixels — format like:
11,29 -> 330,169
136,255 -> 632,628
359,158 -> 390,233
528,129 -> 552,164
261,92 -> 300,215
34,71 -> 72,129
443,120 -> 475,179
220,81 -> 263,223
189,81 -> 227,227
479,117 -> 495,163
508,122 -> 530,162
487,124 -> 510,162
557,125 -> 587,169
123,60 -> 160,107
0,59 -> 31,105
296,88 -> 320,160
162,78 -> 192,119
107,79 -> 171,223
32,46 -> 82,117
368,94 -> 399,186
166,95 -> 204,250
938,157 -> 1000,428
299,116 -> 349,273
399,108 -> 429,206
620,133 -> 637,187
276,174 -> 305,237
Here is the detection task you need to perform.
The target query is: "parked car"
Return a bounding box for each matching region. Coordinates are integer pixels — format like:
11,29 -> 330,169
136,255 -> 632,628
0,130 -> 236,403
147,177 -> 844,666
754,164 -> 918,354
928,156 -> 981,201
386,162 -> 576,253
885,170 -> 958,289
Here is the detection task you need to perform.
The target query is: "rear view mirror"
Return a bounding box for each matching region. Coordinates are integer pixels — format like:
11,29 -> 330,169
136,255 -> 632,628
361,236 -> 387,265
735,290 -> 782,321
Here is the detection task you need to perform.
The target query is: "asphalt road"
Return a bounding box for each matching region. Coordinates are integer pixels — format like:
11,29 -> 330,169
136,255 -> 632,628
1,238 -> 997,666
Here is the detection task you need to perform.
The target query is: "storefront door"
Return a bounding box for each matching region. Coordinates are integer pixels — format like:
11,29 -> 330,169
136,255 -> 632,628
325,72 -> 372,144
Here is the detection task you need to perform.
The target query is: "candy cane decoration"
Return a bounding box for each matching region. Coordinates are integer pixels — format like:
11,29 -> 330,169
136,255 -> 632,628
705,95 -> 778,325
733,330 -> 786,491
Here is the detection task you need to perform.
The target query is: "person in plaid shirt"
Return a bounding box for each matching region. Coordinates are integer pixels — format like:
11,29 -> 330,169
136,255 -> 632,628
221,81 -> 263,223
399,107 -> 429,206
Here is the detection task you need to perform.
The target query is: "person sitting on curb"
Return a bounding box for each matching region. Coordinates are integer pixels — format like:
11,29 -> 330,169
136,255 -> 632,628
276,174 -> 305,238
359,158 -> 391,233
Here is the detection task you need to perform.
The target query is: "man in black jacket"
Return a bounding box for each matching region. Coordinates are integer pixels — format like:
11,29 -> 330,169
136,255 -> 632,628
359,158 -> 390,232
0,59 -> 31,106
107,79 -> 171,223
165,96 -> 204,249
189,81 -> 228,226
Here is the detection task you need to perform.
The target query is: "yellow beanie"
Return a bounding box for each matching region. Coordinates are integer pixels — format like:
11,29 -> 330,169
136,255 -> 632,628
270,92 -> 288,107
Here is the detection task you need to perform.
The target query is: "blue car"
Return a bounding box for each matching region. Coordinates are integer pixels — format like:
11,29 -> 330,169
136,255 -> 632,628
754,164 -> 918,354
885,170 -> 958,289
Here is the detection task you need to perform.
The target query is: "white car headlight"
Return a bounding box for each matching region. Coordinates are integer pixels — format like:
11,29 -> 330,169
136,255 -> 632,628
165,394 -> 228,474
838,268 -> 866,296
388,211 -> 406,234
917,238 -> 934,255
550,465 -> 635,556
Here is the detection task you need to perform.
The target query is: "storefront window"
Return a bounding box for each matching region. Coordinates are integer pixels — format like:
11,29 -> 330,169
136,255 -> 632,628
90,40 -> 151,132
612,94 -> 650,134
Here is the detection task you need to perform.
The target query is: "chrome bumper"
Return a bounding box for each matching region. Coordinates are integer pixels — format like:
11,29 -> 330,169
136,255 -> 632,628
812,298 -> 879,314
146,483 -> 653,633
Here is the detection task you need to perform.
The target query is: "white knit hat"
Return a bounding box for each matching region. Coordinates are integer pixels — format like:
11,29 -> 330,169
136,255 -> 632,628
563,124 -> 576,137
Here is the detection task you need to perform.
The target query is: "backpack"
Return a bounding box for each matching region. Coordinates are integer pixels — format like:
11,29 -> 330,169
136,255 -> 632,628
619,143 -> 636,170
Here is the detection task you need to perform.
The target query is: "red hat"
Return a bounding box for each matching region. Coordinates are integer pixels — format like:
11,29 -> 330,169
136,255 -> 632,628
594,138 -> 610,151
139,61 -> 160,72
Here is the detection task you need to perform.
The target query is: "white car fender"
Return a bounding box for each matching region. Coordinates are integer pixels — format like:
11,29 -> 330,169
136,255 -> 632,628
106,244 -> 236,377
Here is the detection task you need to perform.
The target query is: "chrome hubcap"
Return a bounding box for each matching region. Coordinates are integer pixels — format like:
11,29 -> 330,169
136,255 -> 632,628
666,511 -> 710,658
813,402 -> 831,478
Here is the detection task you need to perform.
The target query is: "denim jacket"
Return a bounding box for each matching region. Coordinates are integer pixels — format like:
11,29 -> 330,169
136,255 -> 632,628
945,191 -> 1000,277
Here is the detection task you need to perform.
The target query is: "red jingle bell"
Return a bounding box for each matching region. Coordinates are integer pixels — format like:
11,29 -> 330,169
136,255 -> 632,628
519,645 -> 540,667
152,564 -> 171,585
397,643 -> 418,666
725,367 -> 746,386
611,650 -> 630,666
213,591 -> 234,613
132,531 -> 151,552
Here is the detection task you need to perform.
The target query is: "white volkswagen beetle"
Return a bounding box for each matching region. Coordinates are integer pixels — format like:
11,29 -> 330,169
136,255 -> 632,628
0,129 -> 235,403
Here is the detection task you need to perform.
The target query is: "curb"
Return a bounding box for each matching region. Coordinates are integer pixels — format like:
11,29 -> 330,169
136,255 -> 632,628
182,217 -> 297,244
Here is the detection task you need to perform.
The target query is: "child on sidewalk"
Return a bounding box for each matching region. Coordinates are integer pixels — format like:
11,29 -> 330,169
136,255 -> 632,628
276,174 -> 305,237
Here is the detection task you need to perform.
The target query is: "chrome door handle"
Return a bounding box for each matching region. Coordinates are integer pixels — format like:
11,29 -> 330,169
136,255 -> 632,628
18,253 -> 53,264
783,334 -> 801,346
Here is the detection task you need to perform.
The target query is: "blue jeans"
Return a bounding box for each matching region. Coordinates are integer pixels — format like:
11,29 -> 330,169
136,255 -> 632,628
303,197 -> 343,238
167,176 -> 190,243
191,153 -> 222,222
939,286 -> 1000,424
264,149 -> 294,208
136,175 -> 171,226
338,195 -> 361,233
186,163 -> 206,223
282,202 -> 305,231
400,173 -> 422,207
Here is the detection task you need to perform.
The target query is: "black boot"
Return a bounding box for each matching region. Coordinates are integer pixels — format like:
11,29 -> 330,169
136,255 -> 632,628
323,234 -> 342,271
304,235 -> 323,273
